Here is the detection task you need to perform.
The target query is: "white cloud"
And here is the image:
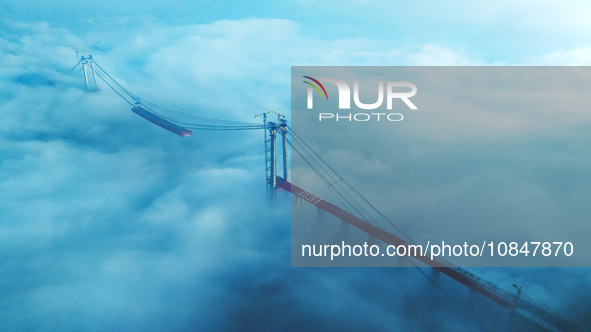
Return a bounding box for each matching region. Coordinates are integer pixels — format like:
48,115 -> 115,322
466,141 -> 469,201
1,17 -> 589,331
407,44 -> 488,65
530,46 -> 591,65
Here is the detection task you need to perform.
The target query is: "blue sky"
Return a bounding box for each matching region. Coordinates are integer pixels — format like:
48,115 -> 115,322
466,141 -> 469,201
1,1 -> 591,331
5,0 -> 591,66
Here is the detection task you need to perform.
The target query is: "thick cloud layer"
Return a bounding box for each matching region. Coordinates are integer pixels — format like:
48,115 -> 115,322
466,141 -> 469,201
1,14 -> 590,332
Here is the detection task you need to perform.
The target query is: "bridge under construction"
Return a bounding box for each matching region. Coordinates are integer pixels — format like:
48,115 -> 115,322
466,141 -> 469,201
71,55 -> 585,332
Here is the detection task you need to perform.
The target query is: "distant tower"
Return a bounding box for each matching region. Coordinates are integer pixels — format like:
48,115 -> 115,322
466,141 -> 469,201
256,109 -> 289,200
73,53 -> 99,91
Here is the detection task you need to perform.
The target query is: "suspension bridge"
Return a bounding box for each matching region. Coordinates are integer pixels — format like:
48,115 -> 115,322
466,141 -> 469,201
71,55 -> 584,332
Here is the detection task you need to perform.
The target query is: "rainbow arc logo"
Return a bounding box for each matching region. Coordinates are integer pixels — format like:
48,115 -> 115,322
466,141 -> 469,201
302,76 -> 328,100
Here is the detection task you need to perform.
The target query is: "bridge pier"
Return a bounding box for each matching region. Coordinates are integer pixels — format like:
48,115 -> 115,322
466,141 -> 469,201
431,268 -> 440,282
317,207 -> 325,222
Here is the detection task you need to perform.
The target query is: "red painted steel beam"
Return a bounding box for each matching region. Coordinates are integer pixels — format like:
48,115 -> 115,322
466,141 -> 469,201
280,178 -> 584,331
278,179 -> 515,308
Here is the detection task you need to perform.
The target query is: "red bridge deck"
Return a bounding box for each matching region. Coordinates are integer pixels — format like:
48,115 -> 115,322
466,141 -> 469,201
278,179 -> 580,331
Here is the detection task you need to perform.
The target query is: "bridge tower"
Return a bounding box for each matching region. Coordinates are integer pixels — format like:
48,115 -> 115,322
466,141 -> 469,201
266,115 -> 289,199
72,53 -> 99,92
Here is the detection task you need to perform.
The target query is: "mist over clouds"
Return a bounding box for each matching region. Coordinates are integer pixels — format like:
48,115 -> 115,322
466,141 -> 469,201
1,3 -> 591,330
